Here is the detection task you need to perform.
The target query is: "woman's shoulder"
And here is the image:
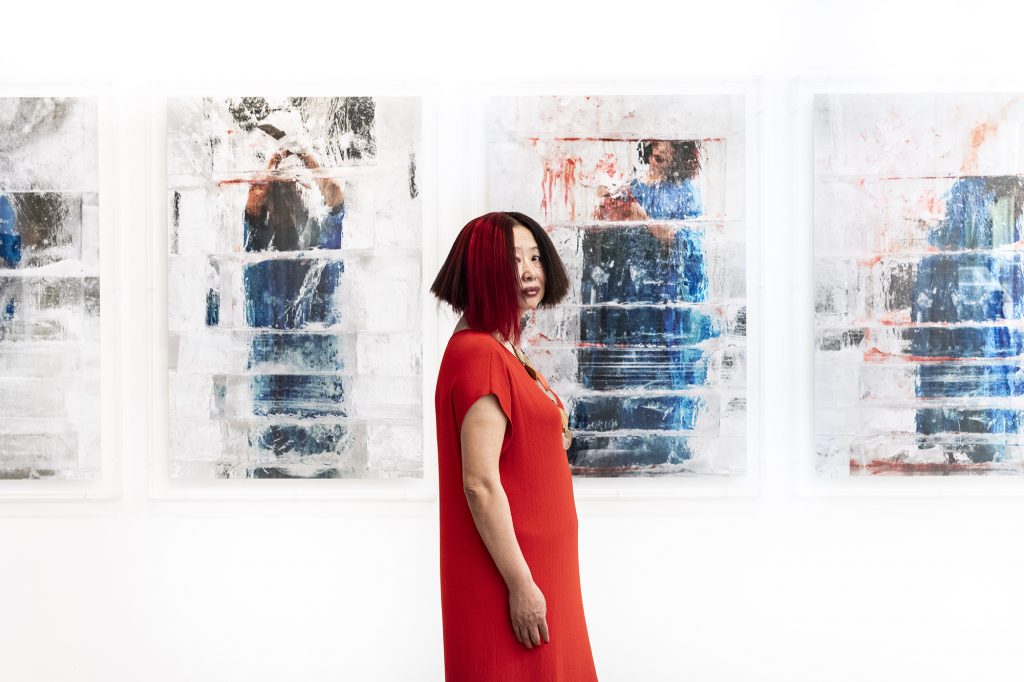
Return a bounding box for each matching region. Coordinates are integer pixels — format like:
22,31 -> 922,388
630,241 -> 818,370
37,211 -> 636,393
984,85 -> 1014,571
444,329 -> 499,357
441,330 -> 517,374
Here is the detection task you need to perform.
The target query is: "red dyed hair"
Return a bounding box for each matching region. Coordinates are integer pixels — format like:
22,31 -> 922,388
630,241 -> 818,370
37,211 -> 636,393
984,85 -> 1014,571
431,212 -> 522,343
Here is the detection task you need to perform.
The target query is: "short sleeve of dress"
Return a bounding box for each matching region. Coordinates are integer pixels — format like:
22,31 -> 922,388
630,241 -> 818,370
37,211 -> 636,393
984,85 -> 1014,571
450,342 -> 514,433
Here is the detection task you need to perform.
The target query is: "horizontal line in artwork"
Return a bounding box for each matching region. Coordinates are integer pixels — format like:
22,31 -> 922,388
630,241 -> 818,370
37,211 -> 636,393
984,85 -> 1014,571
816,173 -> 1024,181
545,219 -> 743,228
0,425 -> 78,436
523,136 -> 727,143
169,370 -> 420,379
817,322 -> 1024,330
572,429 -> 721,437
0,187 -> 97,194
0,271 -> 98,280
165,168 -> 385,189
196,248 -> 419,263
170,416 -> 422,428
169,325 -> 423,335
821,432 -> 1024,443
556,387 -> 746,398
816,249 -> 1024,259
815,352 -> 1024,364
530,336 -> 747,347
819,435 -> 1024,444
820,398 -> 1024,410
547,302 -> 741,310
205,165 -> 384,181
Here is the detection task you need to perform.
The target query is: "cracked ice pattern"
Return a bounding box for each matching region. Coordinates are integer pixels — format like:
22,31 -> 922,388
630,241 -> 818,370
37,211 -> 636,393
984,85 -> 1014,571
167,97 -> 422,479
488,95 -> 747,476
815,93 -> 1024,476
0,97 -> 100,480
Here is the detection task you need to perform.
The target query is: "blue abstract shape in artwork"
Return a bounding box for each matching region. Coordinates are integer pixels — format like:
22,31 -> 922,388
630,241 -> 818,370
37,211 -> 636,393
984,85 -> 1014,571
572,163 -> 717,470
240,175 -> 348,476
917,363 -> 1024,398
628,177 -> 703,220
908,326 -> 1024,358
578,348 -> 708,391
579,306 -> 718,347
911,176 -> 1024,462
205,288 -> 220,326
571,395 -> 705,431
247,333 -> 345,372
243,259 -> 344,330
0,195 -> 22,268
580,226 -> 709,304
250,374 -> 346,418
570,434 -> 693,469
928,176 -> 1024,250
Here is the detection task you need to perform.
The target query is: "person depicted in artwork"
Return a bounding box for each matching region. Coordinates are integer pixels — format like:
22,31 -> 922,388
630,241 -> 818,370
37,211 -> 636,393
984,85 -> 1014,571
237,127 -> 348,475
596,139 -> 703,221
431,211 -> 599,680
569,139 -> 714,472
243,134 -> 345,253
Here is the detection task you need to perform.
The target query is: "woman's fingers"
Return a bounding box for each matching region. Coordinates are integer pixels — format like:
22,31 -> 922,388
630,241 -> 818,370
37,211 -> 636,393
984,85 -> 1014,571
516,624 -> 532,649
512,619 -> 549,649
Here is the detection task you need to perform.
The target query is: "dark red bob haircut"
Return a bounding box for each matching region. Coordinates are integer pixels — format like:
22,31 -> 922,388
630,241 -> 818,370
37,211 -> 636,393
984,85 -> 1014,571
430,211 -> 569,345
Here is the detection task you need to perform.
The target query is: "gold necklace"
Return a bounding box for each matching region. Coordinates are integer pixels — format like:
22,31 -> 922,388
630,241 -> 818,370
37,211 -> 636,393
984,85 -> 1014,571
508,343 -> 570,434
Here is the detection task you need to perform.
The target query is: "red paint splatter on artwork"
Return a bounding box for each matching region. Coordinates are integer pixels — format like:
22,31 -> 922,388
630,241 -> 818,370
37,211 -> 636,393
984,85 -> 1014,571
526,136 -> 723,143
595,194 -> 642,221
540,155 -> 579,221
852,459 -> 998,475
862,347 -> 892,362
594,153 -> 619,179
216,175 -> 302,187
915,190 -> 944,218
961,122 -> 999,174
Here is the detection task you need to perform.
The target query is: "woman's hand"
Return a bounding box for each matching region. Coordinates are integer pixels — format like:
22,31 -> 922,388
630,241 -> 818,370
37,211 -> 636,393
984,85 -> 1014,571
508,580 -> 550,649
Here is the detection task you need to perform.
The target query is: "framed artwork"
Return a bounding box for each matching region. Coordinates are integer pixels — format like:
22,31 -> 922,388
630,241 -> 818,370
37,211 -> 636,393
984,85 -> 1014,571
487,94 -> 751,478
815,92 -> 1024,476
0,96 -> 108,488
164,96 -> 423,481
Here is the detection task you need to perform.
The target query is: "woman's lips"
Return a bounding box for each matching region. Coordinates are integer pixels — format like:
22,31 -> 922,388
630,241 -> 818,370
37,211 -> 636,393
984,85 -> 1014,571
522,287 -> 540,297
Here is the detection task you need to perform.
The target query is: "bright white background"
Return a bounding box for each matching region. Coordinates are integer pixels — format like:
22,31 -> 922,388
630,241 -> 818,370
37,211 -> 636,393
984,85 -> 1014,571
2,1 -> 1024,680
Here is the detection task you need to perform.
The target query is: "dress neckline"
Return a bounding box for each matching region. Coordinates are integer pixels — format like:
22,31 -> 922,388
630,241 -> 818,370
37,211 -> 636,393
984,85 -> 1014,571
451,328 -> 565,420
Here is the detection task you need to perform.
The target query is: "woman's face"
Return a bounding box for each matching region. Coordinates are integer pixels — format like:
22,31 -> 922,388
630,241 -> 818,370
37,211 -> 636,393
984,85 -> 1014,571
513,224 -> 546,314
647,140 -> 675,183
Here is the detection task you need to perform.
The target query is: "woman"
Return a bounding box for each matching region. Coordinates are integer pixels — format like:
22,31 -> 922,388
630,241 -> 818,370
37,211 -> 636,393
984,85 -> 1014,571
431,212 -> 599,681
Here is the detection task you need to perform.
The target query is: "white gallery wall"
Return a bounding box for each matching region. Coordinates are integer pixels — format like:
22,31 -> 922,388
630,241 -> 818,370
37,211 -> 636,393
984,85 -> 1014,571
2,1 -> 1024,681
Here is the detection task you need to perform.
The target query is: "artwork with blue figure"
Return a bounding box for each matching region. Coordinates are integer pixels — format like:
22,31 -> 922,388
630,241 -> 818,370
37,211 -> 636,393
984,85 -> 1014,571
167,97 -> 423,480
0,98 -> 101,480
487,96 -> 748,476
814,93 -> 1024,476
910,177 -> 1024,465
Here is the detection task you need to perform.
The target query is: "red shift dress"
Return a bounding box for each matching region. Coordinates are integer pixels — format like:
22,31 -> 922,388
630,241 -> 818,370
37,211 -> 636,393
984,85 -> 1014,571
435,329 -> 598,681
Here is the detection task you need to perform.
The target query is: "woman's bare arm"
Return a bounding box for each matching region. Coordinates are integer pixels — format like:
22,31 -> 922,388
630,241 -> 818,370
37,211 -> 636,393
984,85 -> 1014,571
461,395 -> 550,649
